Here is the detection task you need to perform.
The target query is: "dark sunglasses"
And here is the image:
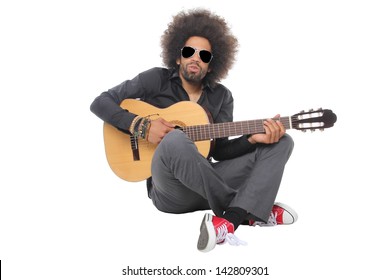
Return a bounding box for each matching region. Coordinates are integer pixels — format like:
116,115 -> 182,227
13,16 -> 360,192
181,46 -> 213,63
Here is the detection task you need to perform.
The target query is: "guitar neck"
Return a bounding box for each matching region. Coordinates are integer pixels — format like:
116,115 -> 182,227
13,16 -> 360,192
182,117 -> 292,141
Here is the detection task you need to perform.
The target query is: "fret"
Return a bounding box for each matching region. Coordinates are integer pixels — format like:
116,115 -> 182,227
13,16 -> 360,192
196,125 -> 201,141
211,122 -> 216,139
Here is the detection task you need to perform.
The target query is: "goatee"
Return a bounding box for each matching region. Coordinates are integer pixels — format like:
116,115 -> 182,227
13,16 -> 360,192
180,64 -> 205,84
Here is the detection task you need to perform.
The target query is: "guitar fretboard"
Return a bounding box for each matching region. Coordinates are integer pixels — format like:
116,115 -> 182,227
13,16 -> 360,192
182,117 -> 292,141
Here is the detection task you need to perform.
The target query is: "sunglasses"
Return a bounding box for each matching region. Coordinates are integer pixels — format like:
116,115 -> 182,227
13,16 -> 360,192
181,46 -> 213,63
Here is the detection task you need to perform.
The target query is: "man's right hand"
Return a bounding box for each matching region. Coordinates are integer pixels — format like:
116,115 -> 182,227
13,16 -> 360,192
146,118 -> 175,144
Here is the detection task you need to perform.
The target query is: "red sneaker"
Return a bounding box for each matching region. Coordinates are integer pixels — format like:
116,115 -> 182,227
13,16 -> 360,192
250,202 -> 298,226
197,213 -> 245,252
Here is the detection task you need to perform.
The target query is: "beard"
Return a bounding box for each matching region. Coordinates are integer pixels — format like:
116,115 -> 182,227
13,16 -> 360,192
180,63 -> 206,84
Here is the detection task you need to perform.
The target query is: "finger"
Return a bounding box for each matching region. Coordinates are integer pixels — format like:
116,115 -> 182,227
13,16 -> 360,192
263,121 -> 274,143
271,115 -> 285,141
160,118 -> 175,128
272,114 -> 284,131
269,117 -> 280,129
265,119 -> 278,142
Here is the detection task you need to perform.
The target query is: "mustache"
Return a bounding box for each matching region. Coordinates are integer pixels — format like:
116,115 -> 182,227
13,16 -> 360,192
186,62 -> 201,69
187,61 -> 200,66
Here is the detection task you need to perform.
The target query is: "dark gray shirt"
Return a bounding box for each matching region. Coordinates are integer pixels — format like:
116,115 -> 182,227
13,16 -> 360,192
90,67 -> 255,161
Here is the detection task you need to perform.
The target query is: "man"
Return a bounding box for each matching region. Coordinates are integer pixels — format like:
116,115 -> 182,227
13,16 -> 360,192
90,9 -> 297,252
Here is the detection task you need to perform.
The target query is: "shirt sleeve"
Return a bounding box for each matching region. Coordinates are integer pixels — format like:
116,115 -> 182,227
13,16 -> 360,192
90,73 -> 146,131
210,88 -> 257,161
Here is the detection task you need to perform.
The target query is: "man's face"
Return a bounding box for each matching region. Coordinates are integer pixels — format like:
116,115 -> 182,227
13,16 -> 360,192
177,36 -> 212,84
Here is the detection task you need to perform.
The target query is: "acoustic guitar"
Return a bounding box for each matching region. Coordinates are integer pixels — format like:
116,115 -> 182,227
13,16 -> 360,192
103,99 -> 337,182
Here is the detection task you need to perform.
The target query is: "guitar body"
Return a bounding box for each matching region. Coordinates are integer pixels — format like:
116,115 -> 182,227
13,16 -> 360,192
103,99 -> 211,182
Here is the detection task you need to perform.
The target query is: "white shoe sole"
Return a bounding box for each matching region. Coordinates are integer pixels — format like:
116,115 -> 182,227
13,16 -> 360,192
197,213 -> 216,252
274,202 -> 298,224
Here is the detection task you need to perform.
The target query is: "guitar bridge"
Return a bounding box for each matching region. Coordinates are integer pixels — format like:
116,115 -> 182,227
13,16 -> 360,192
130,135 -> 140,161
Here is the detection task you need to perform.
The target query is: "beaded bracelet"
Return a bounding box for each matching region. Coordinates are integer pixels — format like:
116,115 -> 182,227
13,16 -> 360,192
129,116 -> 143,135
137,117 -> 152,139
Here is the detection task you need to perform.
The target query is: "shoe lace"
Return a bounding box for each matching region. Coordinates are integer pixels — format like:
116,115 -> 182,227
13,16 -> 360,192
215,224 -> 247,246
223,233 -> 247,246
215,223 -> 229,243
252,211 -> 278,227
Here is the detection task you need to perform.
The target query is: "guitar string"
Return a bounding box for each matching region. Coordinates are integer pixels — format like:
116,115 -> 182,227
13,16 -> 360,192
181,117 -> 325,141
183,118 -> 300,141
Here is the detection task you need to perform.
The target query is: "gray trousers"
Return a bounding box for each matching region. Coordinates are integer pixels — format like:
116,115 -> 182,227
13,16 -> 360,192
150,129 -> 294,222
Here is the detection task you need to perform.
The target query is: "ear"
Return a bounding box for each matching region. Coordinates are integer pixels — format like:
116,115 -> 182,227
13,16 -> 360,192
176,58 -> 180,65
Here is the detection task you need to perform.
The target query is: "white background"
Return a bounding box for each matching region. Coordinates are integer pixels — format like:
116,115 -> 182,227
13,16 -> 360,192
1,0 -> 389,279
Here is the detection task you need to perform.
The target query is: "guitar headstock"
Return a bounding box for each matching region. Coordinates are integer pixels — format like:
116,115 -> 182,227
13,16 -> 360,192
292,108 -> 337,132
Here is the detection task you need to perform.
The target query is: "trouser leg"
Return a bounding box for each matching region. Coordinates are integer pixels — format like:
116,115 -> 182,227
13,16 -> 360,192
213,134 -> 294,222
150,130 -> 236,216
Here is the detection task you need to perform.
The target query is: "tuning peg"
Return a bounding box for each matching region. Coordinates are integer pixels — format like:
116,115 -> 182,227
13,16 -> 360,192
310,129 -> 315,132
320,128 -> 324,131
301,129 -> 307,133
300,110 -> 304,113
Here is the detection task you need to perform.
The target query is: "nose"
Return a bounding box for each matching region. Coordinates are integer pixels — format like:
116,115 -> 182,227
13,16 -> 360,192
191,51 -> 202,62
